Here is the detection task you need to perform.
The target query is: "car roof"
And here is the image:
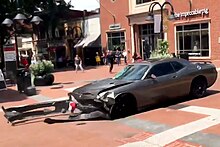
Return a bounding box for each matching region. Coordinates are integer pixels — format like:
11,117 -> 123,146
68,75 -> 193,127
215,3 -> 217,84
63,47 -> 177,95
130,58 -> 190,66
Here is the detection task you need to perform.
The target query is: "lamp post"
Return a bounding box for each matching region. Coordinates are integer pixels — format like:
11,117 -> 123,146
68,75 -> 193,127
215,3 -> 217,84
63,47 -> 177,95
2,14 -> 43,68
146,1 -> 175,41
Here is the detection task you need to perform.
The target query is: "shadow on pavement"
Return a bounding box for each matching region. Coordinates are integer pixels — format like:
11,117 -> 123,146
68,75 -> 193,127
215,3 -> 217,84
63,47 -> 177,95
0,89 -> 29,103
138,89 -> 220,114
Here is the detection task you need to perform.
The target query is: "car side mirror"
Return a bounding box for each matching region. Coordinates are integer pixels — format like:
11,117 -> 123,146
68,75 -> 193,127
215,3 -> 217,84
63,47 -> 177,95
146,74 -> 157,79
149,74 -> 157,79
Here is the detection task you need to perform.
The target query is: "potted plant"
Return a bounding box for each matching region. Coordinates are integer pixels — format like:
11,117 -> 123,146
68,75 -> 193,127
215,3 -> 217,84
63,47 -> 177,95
29,60 -> 55,86
150,40 -> 173,59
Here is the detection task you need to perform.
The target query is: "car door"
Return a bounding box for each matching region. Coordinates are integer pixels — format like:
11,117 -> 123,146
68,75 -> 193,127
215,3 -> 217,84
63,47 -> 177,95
135,62 -> 177,107
169,61 -> 190,97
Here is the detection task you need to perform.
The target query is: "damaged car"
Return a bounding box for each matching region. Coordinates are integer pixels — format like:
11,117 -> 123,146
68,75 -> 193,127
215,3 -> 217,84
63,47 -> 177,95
2,58 -> 218,124
68,58 -> 218,119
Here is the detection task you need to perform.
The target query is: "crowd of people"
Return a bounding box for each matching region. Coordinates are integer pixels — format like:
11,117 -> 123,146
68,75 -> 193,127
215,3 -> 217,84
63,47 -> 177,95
19,47 -> 145,74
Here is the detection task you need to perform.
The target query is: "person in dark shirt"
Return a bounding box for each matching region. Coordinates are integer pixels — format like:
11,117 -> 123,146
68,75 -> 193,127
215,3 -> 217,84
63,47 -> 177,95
106,50 -> 114,73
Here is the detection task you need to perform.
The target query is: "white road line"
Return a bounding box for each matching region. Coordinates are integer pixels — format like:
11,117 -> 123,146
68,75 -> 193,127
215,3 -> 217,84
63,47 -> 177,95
121,106 -> 220,147
180,106 -> 220,116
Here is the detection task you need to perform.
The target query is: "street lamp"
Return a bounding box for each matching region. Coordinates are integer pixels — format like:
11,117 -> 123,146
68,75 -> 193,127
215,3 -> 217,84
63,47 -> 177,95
146,1 -> 175,40
2,14 -> 43,68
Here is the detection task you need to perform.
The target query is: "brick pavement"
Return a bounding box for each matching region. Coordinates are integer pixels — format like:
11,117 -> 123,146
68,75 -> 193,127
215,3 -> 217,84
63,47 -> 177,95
0,61 -> 220,147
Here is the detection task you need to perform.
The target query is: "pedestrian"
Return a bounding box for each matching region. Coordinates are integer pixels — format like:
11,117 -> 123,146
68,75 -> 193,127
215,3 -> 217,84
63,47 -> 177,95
106,50 -> 114,73
132,52 -> 138,63
74,54 -> 84,72
101,51 -> 107,65
115,48 -> 121,66
122,49 -> 127,65
143,40 -> 151,60
95,52 -> 101,66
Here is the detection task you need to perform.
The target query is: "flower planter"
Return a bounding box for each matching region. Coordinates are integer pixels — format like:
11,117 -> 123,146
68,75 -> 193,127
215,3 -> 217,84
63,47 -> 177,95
34,74 -> 55,86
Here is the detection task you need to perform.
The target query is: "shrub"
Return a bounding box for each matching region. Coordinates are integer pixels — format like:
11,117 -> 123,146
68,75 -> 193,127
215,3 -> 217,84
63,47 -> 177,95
29,60 -> 54,77
150,40 -> 172,59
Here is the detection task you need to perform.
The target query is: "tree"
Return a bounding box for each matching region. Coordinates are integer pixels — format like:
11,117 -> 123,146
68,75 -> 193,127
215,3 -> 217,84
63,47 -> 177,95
0,0 -> 72,69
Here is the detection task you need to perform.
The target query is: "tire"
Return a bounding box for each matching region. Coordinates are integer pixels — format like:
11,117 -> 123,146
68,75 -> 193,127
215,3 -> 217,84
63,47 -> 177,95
190,79 -> 207,98
110,95 -> 136,119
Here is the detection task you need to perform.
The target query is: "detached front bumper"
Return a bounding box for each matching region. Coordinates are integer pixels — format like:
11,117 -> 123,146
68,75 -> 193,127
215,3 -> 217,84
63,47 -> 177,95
68,92 -> 114,112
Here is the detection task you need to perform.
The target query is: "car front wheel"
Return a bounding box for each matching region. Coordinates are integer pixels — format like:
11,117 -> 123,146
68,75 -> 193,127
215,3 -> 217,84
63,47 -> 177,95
190,79 -> 207,98
110,95 -> 136,119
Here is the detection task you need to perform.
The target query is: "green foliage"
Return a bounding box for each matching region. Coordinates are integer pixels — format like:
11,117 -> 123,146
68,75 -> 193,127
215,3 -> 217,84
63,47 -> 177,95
150,40 -> 172,59
29,60 -> 54,76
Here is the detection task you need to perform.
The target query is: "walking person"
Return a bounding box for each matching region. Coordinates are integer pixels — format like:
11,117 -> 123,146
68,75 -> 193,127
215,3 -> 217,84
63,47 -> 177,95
115,48 -> 121,66
106,50 -> 114,73
74,54 -> 84,72
122,49 -> 127,65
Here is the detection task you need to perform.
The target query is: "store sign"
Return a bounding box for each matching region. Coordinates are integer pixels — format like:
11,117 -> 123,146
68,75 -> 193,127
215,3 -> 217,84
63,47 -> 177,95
175,8 -> 209,18
109,23 -> 121,30
3,45 -> 16,62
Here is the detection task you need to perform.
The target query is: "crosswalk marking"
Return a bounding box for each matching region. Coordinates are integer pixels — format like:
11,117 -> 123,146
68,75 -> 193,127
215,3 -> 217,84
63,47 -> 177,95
121,106 -> 220,147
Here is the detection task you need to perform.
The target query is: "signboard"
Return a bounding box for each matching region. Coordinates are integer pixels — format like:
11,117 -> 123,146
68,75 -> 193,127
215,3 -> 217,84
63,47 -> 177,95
3,44 -> 17,82
109,23 -> 121,30
3,44 -> 16,61
175,8 -> 209,19
154,14 -> 161,33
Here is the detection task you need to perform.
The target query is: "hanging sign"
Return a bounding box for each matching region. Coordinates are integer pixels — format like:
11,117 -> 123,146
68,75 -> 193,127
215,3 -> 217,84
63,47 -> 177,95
175,8 -> 209,19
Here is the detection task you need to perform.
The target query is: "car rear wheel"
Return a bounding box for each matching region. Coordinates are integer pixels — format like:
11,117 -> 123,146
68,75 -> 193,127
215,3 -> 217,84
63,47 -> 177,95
110,94 -> 136,119
190,79 -> 207,98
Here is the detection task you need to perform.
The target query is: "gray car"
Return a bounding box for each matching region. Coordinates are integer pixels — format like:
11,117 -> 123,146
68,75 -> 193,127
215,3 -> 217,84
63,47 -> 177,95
69,58 -> 218,119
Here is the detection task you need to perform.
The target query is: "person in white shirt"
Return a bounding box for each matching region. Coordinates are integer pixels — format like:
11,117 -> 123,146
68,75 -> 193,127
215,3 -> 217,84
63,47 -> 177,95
122,50 -> 127,65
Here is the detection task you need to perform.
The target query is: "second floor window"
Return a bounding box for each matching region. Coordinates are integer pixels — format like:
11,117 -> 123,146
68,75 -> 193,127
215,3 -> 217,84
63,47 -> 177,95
136,0 -> 154,5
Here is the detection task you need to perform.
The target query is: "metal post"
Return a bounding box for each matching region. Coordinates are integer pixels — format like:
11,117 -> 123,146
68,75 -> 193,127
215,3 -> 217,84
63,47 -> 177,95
160,8 -> 164,41
14,27 -> 20,68
148,1 -> 175,41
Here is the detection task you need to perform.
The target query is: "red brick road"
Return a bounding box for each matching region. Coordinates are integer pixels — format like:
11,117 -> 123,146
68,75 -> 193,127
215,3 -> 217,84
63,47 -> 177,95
1,61 -> 220,147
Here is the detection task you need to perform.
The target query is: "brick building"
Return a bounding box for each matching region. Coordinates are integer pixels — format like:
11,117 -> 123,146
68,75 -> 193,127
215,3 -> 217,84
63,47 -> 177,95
100,0 -> 132,61
168,0 -> 220,60
100,0 -> 220,61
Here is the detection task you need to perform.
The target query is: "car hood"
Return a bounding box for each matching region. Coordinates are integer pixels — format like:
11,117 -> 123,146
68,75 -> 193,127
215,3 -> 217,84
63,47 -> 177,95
72,78 -> 133,96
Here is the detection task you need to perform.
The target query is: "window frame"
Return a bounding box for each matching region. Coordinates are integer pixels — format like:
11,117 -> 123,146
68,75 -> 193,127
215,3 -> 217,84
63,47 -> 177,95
176,22 -> 210,58
147,62 -> 175,78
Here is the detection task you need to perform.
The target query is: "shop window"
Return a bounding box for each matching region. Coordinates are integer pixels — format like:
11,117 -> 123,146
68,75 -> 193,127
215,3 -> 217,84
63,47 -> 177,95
136,0 -> 154,5
176,23 -> 209,57
107,32 -> 125,51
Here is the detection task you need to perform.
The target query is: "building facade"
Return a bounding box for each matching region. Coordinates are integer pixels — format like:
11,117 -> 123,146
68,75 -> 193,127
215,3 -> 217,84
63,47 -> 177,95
100,0 -> 220,61
168,0 -> 220,60
100,0 -> 132,61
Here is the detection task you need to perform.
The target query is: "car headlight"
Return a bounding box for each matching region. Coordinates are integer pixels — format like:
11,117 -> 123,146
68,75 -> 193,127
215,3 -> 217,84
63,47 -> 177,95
96,91 -> 115,103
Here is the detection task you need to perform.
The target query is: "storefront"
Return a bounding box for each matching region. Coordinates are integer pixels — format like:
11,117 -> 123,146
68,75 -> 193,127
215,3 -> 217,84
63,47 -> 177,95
168,0 -> 220,60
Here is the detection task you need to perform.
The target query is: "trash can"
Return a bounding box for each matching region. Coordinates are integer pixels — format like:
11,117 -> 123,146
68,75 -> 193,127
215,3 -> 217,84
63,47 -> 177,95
16,68 -> 32,93
178,53 -> 189,60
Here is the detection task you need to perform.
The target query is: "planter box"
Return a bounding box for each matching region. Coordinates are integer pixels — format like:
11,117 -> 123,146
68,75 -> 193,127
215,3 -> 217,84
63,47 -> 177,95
34,74 -> 54,86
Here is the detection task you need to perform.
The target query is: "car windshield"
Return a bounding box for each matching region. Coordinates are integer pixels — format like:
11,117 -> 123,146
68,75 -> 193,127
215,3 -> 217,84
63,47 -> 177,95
114,64 -> 149,80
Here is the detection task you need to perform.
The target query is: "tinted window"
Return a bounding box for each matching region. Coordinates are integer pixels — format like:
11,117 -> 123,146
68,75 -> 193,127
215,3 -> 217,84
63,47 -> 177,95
114,65 -> 149,80
148,63 -> 175,77
171,61 -> 184,71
